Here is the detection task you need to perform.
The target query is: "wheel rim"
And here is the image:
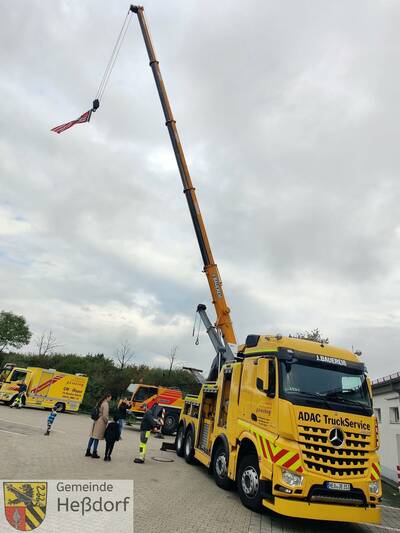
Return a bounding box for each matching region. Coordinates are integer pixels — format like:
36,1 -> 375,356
177,429 -> 184,450
241,466 -> 259,498
185,434 -> 192,456
215,452 -> 227,478
165,416 -> 174,431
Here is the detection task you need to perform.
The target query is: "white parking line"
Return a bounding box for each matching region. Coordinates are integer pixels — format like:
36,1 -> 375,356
372,526 -> 400,532
0,417 -> 65,434
0,429 -> 25,436
381,505 -> 400,511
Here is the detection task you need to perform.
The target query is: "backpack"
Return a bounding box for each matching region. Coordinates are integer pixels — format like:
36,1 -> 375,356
91,405 -> 100,421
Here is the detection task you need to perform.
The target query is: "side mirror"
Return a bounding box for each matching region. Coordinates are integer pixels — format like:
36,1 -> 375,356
256,358 -> 270,393
366,376 -> 372,398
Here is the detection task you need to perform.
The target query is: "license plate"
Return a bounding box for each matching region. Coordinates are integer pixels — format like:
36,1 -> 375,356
326,482 -> 351,491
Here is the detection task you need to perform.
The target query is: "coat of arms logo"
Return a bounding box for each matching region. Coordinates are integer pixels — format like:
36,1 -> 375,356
3,482 -> 47,531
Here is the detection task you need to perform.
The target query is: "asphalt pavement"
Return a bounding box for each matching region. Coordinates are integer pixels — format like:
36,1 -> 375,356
0,405 -> 399,533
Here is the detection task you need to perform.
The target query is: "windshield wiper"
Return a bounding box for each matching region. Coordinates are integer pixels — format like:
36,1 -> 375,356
287,390 -> 331,408
294,391 -> 325,399
325,392 -> 369,410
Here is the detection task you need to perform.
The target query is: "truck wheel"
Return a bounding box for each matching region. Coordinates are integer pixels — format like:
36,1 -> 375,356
175,425 -> 185,457
54,402 -> 66,413
212,444 -> 234,490
162,414 -> 178,436
184,429 -> 195,464
237,454 -> 263,511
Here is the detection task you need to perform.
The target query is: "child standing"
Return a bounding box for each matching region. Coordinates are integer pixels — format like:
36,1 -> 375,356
44,405 -> 61,436
104,415 -> 121,461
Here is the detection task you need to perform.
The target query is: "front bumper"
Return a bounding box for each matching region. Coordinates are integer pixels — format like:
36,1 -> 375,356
262,496 -> 380,524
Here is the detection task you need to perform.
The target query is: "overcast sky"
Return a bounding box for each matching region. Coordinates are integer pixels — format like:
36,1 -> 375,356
0,0 -> 399,379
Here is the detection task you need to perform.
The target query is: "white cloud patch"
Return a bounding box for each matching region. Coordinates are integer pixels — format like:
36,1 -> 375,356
0,0 -> 399,377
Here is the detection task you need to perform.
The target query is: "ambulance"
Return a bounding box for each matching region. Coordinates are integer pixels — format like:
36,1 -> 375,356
0,363 -> 88,412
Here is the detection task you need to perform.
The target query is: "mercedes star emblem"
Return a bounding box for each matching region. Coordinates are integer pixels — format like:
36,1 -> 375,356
329,427 -> 345,447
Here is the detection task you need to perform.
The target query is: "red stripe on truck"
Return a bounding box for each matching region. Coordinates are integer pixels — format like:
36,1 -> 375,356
31,375 -> 63,394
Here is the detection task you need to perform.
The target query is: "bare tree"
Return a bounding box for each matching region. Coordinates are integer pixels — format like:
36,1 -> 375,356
168,345 -> 179,375
116,339 -> 135,370
36,330 -> 61,356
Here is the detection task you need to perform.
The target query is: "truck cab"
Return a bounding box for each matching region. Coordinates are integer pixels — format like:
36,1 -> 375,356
0,363 -> 17,384
0,366 -> 32,405
126,383 -> 184,435
177,335 -> 380,524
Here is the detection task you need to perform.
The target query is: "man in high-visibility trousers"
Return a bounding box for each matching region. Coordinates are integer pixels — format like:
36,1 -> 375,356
134,404 -> 163,464
10,381 -> 27,409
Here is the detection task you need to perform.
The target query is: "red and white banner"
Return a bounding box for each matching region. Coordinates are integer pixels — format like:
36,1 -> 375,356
51,109 -> 92,134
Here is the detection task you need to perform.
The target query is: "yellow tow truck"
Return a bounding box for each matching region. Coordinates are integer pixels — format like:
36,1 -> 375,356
129,6 -> 381,524
0,363 -> 88,412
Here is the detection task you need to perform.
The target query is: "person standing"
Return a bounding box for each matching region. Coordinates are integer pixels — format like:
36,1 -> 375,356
134,403 -> 163,464
104,415 -> 121,461
44,405 -> 62,436
85,393 -> 111,459
116,398 -> 130,438
10,381 -> 27,409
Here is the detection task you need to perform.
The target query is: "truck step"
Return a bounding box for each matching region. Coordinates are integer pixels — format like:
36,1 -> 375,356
160,442 -> 176,452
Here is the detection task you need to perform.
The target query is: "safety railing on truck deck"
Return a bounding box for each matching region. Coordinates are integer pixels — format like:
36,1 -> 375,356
372,371 -> 400,385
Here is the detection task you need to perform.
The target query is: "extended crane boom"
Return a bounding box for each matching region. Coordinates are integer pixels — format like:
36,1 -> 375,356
131,5 -> 236,348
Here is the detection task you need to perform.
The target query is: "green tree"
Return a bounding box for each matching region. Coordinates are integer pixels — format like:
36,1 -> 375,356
290,328 -> 329,344
0,311 -> 32,353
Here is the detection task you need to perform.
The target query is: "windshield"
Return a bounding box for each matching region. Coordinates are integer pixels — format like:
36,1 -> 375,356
279,358 -> 372,414
9,370 -> 27,383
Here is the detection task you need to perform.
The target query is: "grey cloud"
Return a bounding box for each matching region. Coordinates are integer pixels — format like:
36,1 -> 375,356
0,0 -> 399,376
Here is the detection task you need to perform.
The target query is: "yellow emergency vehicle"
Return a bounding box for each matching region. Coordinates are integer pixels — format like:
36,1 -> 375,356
177,335 -> 381,523
0,363 -> 88,412
128,6 -> 382,523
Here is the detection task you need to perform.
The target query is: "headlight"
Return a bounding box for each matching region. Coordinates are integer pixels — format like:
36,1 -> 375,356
369,481 -> 379,494
282,469 -> 303,487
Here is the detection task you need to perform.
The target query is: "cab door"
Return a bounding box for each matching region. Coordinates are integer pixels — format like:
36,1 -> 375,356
239,357 -> 278,434
4,369 -> 32,402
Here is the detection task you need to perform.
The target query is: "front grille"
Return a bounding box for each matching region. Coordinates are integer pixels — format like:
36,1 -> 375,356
308,485 -> 366,506
299,425 -> 371,478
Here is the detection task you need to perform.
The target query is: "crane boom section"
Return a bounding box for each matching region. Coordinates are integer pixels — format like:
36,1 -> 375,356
131,5 -> 236,345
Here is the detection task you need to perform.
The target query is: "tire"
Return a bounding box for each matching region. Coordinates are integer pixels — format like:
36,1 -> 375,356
175,425 -> 185,457
162,413 -> 178,436
184,428 -> 195,464
237,454 -> 263,511
212,444 -> 235,490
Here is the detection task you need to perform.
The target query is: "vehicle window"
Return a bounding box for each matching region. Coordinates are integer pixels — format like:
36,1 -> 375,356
280,359 -> 371,409
134,387 -> 158,402
9,370 -> 27,382
268,359 -> 276,397
342,376 -> 362,391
